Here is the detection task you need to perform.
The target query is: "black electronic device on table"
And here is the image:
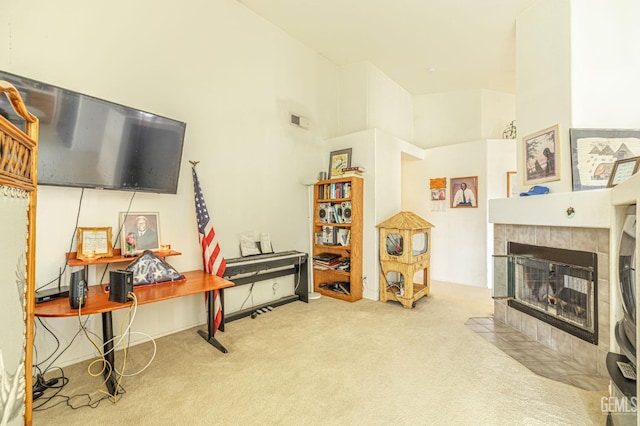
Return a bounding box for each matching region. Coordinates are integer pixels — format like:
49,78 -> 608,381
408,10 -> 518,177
69,268 -> 87,309
35,268 -> 69,304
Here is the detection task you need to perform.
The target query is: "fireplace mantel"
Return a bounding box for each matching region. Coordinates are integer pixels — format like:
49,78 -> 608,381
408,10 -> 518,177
489,188 -> 611,228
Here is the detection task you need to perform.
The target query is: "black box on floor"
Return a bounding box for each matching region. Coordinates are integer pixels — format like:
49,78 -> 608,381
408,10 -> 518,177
109,270 -> 133,303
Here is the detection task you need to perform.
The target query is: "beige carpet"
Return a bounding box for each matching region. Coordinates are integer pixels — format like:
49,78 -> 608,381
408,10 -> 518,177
33,281 -> 607,425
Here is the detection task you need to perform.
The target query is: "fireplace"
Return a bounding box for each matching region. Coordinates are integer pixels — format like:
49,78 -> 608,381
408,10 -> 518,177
506,242 -> 598,344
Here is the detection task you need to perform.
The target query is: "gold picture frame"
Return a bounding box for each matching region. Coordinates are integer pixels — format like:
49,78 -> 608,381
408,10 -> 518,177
523,125 -> 560,185
607,156 -> 640,188
77,227 -> 113,260
506,171 -> 517,198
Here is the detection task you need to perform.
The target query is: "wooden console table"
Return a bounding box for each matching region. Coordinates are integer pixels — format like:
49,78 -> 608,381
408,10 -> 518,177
34,270 -> 234,395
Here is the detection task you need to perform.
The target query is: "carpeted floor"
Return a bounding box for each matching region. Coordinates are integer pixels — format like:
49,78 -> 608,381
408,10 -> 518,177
32,281 -> 608,425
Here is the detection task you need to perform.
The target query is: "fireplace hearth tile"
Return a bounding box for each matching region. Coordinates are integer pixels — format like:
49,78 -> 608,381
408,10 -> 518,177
466,316 -> 608,391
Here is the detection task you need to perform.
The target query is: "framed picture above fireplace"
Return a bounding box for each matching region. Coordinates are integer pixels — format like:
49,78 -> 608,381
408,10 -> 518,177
523,125 -> 560,185
570,128 -> 640,191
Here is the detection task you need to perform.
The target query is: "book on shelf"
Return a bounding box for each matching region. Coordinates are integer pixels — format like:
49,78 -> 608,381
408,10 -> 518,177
313,252 -> 341,262
319,282 -> 351,295
339,166 -> 365,178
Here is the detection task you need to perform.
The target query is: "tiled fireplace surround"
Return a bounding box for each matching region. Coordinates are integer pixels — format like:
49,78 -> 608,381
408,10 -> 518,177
493,224 -> 610,377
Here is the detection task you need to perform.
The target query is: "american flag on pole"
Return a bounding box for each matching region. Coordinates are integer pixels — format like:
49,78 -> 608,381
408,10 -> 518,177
192,166 -> 226,331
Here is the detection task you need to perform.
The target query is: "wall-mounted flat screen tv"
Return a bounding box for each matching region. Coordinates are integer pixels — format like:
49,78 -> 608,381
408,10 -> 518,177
0,70 -> 186,194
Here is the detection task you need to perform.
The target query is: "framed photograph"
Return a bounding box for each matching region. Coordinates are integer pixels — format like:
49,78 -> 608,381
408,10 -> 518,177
77,227 -> 113,260
450,176 -> 478,208
607,156 -> 640,188
506,171 -> 518,198
119,212 -> 161,255
430,188 -> 446,201
328,148 -> 352,178
570,128 -> 640,191
524,125 -> 560,185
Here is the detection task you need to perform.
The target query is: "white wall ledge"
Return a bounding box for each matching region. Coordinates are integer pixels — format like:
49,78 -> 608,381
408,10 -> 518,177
488,188 -> 612,228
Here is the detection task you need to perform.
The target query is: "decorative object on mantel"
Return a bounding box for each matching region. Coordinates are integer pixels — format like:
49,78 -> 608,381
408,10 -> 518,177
377,211 -> 433,309
429,177 -> 446,212
566,206 -> 575,218
606,156 -> 640,188
519,185 -> 549,196
506,171 -> 518,198
570,128 -> 640,191
502,120 -> 517,139
524,125 -> 560,185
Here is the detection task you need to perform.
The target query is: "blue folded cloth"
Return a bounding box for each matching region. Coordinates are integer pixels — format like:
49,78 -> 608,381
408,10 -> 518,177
520,185 -> 549,196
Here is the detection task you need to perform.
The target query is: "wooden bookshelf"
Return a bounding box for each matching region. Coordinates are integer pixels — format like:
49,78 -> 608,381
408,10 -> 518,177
312,176 -> 363,302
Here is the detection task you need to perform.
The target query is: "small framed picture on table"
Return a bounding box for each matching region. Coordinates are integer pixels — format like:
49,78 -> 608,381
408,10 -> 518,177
77,227 -> 113,260
120,212 -> 161,256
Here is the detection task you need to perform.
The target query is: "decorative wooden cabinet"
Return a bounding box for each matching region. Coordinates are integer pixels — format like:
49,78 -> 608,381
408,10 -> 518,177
312,176 -> 363,302
376,211 -> 433,308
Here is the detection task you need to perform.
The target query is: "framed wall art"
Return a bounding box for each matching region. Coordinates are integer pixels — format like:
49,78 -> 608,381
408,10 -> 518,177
607,156 -> 640,188
570,128 -> 640,191
77,227 -> 113,260
119,212 -> 161,255
450,176 -> 478,208
523,125 -> 560,185
328,148 -> 352,178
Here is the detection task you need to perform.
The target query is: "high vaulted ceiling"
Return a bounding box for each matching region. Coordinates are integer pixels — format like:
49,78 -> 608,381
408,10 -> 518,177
236,0 -> 538,95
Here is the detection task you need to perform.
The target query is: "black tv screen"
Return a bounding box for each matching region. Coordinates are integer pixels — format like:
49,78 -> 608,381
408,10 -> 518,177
0,70 -> 186,194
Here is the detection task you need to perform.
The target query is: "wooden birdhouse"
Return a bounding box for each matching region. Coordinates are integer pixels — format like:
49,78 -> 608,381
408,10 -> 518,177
376,211 -> 434,308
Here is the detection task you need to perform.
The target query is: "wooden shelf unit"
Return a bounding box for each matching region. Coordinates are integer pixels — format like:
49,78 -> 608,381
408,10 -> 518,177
312,176 -> 363,302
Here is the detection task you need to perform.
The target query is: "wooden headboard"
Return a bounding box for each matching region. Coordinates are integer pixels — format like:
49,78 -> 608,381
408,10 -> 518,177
0,80 -> 39,426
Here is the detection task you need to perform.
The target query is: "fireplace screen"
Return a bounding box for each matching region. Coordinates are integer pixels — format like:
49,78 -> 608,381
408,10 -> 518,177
514,257 -> 595,332
493,242 -> 598,344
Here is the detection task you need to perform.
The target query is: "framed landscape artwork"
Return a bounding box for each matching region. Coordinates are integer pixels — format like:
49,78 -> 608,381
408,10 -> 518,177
570,128 -> 640,191
523,125 -> 560,185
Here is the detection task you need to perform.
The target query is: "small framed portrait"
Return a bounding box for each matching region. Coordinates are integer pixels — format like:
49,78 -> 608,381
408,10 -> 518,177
450,176 -> 478,208
430,188 -> 446,201
328,148 -> 352,178
524,125 -> 560,185
607,156 -> 640,188
119,212 -> 161,255
77,227 -> 113,260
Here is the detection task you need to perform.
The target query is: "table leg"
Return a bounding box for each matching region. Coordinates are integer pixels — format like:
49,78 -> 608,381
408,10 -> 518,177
197,289 -> 228,353
101,311 -> 119,395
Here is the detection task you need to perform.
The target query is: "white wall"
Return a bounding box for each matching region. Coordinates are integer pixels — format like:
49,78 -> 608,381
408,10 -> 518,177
414,89 -> 515,149
515,0 -> 572,193
338,61 -> 413,142
1,0 -> 339,366
570,0 -> 640,128
401,139 -> 516,288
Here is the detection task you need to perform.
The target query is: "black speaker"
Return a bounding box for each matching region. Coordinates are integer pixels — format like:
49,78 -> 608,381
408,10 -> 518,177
69,269 -> 87,309
109,270 -> 133,304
